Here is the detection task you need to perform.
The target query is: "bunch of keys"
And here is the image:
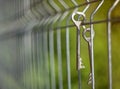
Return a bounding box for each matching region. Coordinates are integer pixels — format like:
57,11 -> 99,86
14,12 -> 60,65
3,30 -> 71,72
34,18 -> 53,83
72,11 -> 95,87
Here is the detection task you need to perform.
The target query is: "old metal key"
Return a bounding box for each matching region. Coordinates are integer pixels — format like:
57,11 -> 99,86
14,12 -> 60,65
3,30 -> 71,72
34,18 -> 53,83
72,12 -> 86,70
72,11 -> 86,89
82,27 -> 95,85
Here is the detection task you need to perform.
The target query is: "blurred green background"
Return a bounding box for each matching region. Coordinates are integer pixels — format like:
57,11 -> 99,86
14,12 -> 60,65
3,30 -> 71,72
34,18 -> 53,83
0,0 -> 120,89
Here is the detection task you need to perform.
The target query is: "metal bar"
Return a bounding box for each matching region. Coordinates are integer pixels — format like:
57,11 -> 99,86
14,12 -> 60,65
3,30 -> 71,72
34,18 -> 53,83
107,1 -> 120,89
65,28 -> 72,88
33,31 -> 37,89
77,28 -> 82,89
43,24 -> 50,89
36,31 -> 39,89
21,34 -> 27,89
49,23 -> 56,89
23,34 -> 28,89
41,28 -> 46,89
38,30 -> 43,89
25,32 -> 32,89
55,18 -> 120,30
57,29 -> 63,89
90,0 -> 104,88
66,20 -> 72,89
31,31 -> 35,89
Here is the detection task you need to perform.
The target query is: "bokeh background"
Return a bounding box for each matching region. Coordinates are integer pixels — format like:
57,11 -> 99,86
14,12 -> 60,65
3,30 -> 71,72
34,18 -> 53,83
0,0 -> 120,89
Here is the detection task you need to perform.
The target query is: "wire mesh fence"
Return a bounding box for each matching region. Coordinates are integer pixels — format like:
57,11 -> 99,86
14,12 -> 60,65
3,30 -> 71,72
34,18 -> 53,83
0,0 -> 120,89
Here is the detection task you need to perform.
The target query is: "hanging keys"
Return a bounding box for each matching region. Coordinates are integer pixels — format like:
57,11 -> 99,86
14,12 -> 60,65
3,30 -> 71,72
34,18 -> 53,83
72,12 -> 86,70
82,27 -> 95,84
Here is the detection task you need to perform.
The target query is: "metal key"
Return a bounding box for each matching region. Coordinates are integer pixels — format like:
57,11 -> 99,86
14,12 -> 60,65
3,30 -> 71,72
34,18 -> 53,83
72,12 -> 86,89
82,27 -> 95,85
72,12 -> 86,70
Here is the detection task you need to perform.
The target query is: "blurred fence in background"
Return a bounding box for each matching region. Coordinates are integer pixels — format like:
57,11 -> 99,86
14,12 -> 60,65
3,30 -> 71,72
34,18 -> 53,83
0,0 -> 120,89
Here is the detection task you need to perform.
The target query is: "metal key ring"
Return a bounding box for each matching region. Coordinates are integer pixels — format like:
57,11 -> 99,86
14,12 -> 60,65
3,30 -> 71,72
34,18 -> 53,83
83,28 -> 95,42
72,12 -> 86,28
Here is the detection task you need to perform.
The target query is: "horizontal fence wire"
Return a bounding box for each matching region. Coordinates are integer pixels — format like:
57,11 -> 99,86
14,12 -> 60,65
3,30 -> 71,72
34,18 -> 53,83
55,18 -> 120,30
0,18 -> 120,41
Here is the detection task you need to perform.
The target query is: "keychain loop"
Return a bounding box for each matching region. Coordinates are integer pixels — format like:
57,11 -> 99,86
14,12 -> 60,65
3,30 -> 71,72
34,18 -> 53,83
83,28 -> 95,43
72,12 -> 86,28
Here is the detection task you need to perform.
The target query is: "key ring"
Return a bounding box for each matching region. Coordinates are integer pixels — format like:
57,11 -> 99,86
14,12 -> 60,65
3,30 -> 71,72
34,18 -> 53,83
72,12 -> 86,29
83,28 -> 95,43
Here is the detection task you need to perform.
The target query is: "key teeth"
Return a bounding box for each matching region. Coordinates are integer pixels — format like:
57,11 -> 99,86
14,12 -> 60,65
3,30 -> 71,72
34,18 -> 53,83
78,58 -> 85,70
88,73 -> 92,85
88,80 -> 92,85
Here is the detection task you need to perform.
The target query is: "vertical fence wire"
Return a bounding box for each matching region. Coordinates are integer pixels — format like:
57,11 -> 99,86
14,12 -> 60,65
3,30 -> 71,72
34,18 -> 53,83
107,1 -> 120,89
66,18 -> 72,89
38,30 -> 42,89
57,27 -> 63,89
49,23 -> 56,89
43,24 -> 50,89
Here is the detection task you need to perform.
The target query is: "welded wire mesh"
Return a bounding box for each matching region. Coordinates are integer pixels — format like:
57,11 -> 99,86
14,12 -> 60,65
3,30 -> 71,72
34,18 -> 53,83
0,0 -> 120,89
